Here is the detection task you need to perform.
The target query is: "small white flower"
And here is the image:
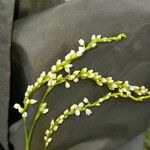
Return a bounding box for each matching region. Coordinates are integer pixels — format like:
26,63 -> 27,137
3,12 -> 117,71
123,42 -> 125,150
37,77 -> 43,84
77,50 -> 83,57
73,70 -> 80,75
70,104 -> 78,110
99,98 -> 103,103
91,34 -> 96,40
75,109 -> 80,116
22,112 -> 27,118
51,65 -> 57,72
30,99 -> 37,104
40,71 -> 46,77
79,39 -> 85,46
112,83 -> 118,89
42,108 -> 49,114
18,107 -> 24,113
96,103 -> 100,106
126,91 -> 131,95
68,75 -> 75,80
56,59 -> 61,66
50,119 -> 55,125
53,126 -> 58,131
92,43 -> 97,48
51,74 -> 56,79
101,78 -> 107,83
24,91 -> 29,97
44,136 -> 47,141
13,103 -> 20,109
70,50 -> 76,55
65,53 -> 71,60
64,109 -> 69,114
47,138 -> 52,143
83,97 -> 89,103
58,119 -> 63,124
60,115 -> 65,120
97,35 -> 101,39
65,82 -> 70,88
85,109 -> 92,115
45,130 -> 50,135
34,82 -> 39,87
65,64 -> 73,69
88,70 -> 94,74
65,68 -> 70,73
78,46 -> 85,52
78,102 -> 84,108
25,99 -> 30,104
73,78 -> 79,83
27,85 -> 32,93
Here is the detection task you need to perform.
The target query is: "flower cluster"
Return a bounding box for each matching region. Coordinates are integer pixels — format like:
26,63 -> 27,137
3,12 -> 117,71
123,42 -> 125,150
15,33 -> 150,150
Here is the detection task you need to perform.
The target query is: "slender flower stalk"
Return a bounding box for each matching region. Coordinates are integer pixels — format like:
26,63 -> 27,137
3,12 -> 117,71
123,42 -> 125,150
43,91 -> 150,149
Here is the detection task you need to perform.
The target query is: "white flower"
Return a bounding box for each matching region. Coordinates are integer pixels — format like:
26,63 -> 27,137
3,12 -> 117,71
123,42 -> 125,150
25,91 -> 29,97
83,97 -> 89,103
79,39 -> 85,46
30,99 -> 37,104
73,70 -> 80,75
13,103 -> 20,109
37,77 -> 43,84
60,115 -> 65,120
92,43 -> 97,48
27,85 -> 33,93
126,91 -> 131,95
65,68 -> 70,73
101,78 -> 107,83
58,119 -> 63,124
47,138 -> 52,143
34,82 -> 39,87
77,47 -> 85,57
85,109 -> 92,115
45,130 -> 50,135
65,64 -> 73,73
50,119 -> 55,125
53,126 -> 58,131
75,109 -> 80,116
51,65 -> 57,72
22,112 -> 27,118
64,109 -> 69,114
48,79 -> 56,87
70,104 -> 78,110
40,71 -> 46,77
78,46 -> 85,52
56,59 -> 61,66
73,78 -> 79,83
70,50 -> 76,55
68,75 -> 75,80
112,83 -> 117,89
42,108 -> 49,114
96,103 -> 100,106
99,98 -> 103,102
65,82 -> 70,88
44,136 -> 47,141
25,99 -> 30,104
65,53 -> 71,60
97,35 -> 101,39
78,102 -> 84,108
91,34 -> 96,40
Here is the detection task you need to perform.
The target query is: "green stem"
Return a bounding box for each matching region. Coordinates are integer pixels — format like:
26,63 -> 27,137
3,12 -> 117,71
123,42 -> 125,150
28,88 -> 51,148
23,118 -> 29,150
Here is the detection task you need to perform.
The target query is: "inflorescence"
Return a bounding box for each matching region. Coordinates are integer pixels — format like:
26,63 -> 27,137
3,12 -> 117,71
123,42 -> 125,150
13,33 -> 150,150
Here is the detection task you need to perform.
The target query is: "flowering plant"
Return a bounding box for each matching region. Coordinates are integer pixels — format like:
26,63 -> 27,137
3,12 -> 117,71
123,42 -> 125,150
14,33 -> 150,150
